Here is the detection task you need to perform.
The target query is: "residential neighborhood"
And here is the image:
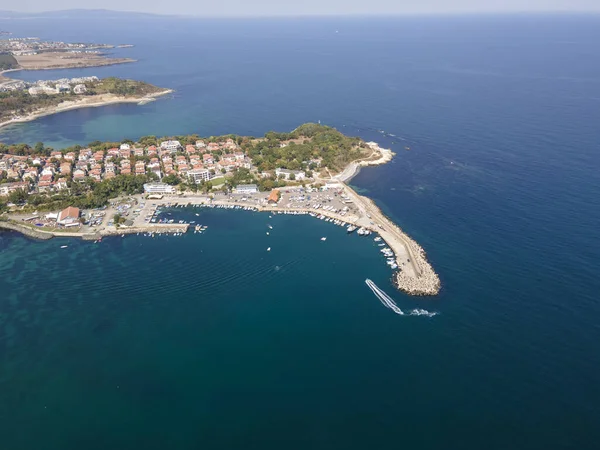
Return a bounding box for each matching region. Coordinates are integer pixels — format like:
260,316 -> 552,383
0,135 -> 319,199
0,76 -> 99,94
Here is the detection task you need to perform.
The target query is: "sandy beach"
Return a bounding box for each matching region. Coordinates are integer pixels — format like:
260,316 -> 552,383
0,89 -> 174,130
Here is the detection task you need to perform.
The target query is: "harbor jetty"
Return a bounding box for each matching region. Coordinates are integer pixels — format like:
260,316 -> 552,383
1,133 -> 440,296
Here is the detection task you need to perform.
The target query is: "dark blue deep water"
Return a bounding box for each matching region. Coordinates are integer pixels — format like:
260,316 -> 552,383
1,14 -> 600,450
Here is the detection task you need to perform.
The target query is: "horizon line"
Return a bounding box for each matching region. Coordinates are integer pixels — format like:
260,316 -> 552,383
2,8 -> 600,19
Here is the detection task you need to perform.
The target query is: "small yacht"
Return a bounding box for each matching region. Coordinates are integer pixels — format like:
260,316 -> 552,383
321,237 -> 327,241
267,247 -> 271,252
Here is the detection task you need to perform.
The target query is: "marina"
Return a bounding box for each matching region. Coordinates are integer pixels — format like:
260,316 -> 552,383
3,179 -> 440,296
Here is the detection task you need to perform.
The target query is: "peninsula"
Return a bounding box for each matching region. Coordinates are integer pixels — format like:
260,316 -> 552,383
0,76 -> 173,129
0,124 -> 441,296
0,37 -> 135,71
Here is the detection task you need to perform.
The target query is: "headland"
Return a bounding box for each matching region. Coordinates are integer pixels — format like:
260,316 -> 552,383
0,124 -> 441,296
0,76 -> 172,130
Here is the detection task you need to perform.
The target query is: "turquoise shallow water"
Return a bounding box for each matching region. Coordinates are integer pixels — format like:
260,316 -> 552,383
1,14 -> 600,450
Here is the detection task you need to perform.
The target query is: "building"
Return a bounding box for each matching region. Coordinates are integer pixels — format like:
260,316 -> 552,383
187,169 -> 211,184
73,84 -> 87,94
275,168 -> 306,181
235,184 -> 258,194
0,181 -> 28,197
143,182 -> 176,194
159,140 -> 181,153
267,189 -> 280,204
57,206 -> 80,227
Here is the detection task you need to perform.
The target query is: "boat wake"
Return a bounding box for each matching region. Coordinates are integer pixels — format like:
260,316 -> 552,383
365,279 -> 438,317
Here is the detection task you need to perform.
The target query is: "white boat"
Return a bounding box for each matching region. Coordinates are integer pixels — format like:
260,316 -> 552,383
60,245 -> 68,249
321,237 -> 327,241
347,225 -> 357,233
268,225 -> 273,229
374,237 -> 382,242
266,232 -> 270,235
267,247 -> 271,251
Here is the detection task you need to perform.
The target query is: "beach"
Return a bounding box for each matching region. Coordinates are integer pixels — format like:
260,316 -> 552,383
0,89 -> 174,130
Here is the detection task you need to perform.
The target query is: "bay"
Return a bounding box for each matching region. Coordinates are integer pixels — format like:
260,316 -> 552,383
1,14 -> 599,450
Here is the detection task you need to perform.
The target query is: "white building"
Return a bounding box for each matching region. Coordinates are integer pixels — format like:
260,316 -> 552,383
187,169 -> 211,184
235,184 -> 259,194
160,140 -> 182,153
73,84 -> 87,94
57,206 -> 80,227
56,83 -> 71,93
275,168 -> 306,181
143,182 -> 175,194
119,143 -> 131,150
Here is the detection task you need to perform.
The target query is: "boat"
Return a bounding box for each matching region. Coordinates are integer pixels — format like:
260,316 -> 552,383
267,247 -> 271,252
321,237 -> 327,241
374,237 -> 382,242
60,245 -> 68,249
266,232 -> 270,235
347,225 -> 357,233
268,225 -> 273,229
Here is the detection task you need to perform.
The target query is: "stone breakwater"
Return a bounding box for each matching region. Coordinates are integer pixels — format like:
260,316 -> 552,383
344,191 -> 440,296
0,221 -> 54,240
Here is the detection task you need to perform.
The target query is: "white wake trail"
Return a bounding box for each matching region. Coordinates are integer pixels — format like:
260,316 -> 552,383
365,279 -> 438,317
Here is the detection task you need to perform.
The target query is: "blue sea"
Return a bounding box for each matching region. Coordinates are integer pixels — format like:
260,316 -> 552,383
1,13 -> 600,450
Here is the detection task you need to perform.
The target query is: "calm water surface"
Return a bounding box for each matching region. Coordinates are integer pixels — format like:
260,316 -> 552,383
1,14 -> 599,450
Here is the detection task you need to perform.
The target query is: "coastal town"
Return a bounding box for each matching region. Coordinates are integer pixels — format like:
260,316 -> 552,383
0,75 -> 100,94
0,36 -> 134,71
0,124 -> 441,296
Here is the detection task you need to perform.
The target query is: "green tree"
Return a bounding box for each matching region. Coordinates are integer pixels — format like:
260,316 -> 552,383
162,174 -> 181,186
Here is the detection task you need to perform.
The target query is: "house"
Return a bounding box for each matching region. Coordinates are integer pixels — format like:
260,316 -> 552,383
73,84 -> 87,94
60,162 -> 72,175
195,140 -> 206,149
0,181 -> 28,197
235,184 -> 258,194
202,154 -> 214,165
54,178 -> 68,190
267,189 -> 280,204
187,168 -> 211,184
56,83 -> 71,93
133,147 -> 144,157
135,161 -> 146,175
275,168 -> 306,181
57,206 -> 80,227
119,143 -> 131,150
143,182 -> 175,194
50,151 -> 63,160
73,169 -> 86,181
159,140 -> 181,153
